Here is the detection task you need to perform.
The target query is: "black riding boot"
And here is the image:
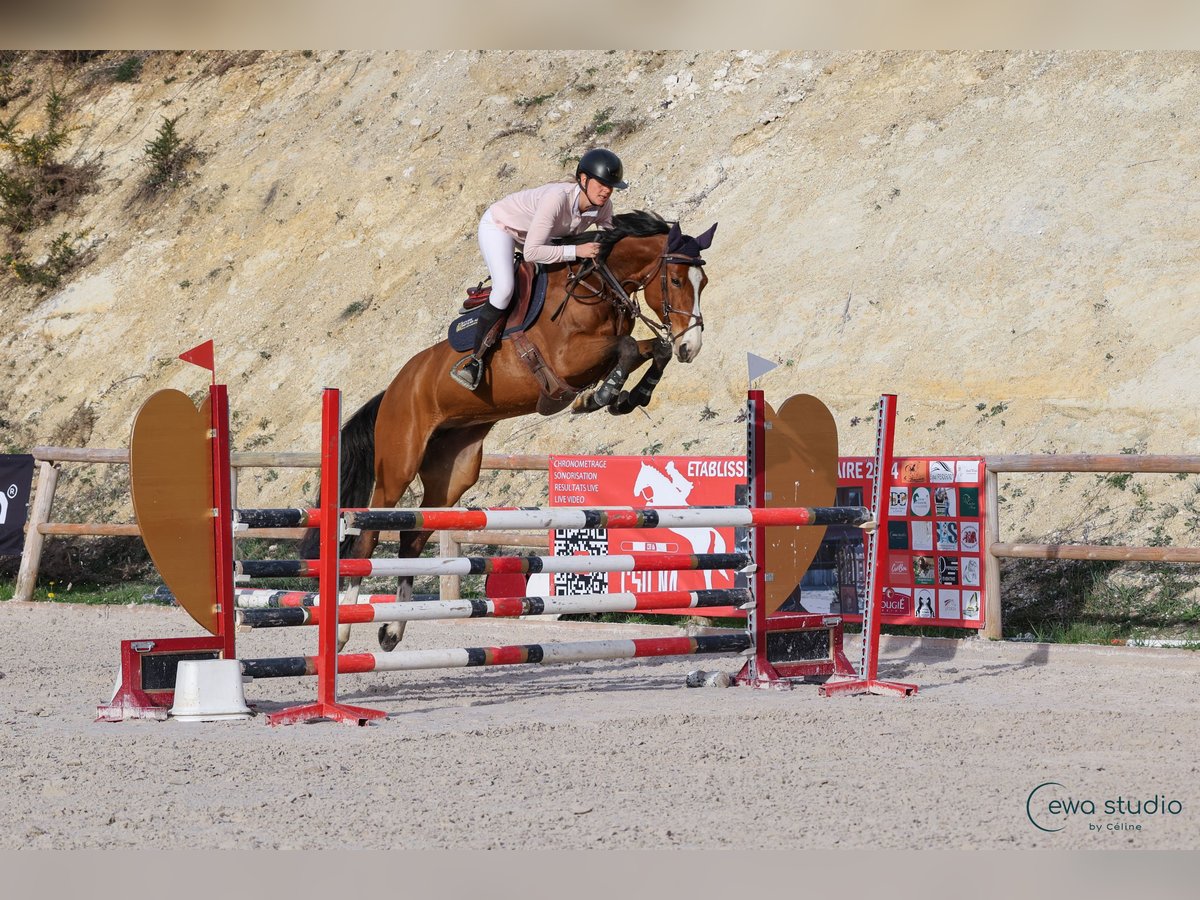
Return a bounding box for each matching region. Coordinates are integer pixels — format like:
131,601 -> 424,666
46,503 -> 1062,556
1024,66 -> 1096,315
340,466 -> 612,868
451,302 -> 507,391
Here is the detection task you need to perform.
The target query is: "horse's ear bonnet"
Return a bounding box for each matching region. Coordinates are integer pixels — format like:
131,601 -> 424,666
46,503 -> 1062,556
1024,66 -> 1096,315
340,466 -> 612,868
666,221 -> 718,264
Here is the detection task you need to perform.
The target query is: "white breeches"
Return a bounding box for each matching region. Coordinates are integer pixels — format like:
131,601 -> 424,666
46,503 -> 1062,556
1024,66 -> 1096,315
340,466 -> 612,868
478,209 -> 516,310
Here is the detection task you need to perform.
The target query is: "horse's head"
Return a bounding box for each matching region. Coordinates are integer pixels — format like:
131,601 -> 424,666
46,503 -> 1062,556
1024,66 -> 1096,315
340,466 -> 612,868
602,213 -> 717,364
651,221 -> 717,363
632,462 -> 657,503
632,460 -> 692,506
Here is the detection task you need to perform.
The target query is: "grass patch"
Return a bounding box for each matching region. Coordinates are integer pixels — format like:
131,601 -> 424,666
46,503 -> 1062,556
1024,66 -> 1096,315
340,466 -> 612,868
113,56 -> 143,83
0,578 -> 163,606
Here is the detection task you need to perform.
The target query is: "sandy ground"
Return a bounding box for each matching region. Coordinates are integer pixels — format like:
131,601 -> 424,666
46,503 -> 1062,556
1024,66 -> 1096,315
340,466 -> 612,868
1,600 -> 1197,850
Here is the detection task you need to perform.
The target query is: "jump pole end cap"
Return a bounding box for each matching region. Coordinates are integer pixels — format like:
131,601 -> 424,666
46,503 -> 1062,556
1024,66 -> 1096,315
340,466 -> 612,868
860,520 -> 878,532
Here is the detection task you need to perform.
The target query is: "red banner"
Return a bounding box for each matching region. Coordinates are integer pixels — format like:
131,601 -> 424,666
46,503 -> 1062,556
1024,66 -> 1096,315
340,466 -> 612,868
548,455 -> 745,598
547,453 -> 987,629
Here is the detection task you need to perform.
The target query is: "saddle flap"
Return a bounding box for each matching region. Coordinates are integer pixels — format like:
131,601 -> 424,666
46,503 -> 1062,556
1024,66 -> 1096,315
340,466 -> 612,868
448,264 -> 547,351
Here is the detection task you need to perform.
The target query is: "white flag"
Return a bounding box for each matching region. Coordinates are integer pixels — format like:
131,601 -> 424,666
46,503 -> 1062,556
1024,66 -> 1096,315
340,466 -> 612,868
747,352 -> 779,384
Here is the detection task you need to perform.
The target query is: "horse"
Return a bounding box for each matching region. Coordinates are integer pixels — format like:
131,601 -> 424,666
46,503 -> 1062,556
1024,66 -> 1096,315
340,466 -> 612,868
300,210 -> 718,651
631,460 -> 729,590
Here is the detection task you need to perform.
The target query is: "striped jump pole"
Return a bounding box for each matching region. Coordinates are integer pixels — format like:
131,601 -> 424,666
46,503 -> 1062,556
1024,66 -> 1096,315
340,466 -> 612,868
235,504 -> 874,531
242,633 -> 754,679
237,552 -> 751,579
231,588 -> 438,609
237,587 -> 752,629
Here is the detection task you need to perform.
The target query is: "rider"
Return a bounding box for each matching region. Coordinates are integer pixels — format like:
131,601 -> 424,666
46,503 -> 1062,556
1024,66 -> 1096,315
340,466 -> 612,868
451,147 -> 627,391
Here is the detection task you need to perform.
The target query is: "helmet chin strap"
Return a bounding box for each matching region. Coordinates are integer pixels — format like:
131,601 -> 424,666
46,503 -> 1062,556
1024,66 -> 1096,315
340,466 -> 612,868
579,175 -> 597,210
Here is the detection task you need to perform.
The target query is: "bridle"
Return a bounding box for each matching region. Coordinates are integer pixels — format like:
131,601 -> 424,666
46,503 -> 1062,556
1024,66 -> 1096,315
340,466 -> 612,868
560,242 -> 706,345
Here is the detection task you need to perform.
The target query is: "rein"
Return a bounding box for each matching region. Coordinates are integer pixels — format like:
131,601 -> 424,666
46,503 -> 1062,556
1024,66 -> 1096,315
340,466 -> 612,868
557,248 -> 706,345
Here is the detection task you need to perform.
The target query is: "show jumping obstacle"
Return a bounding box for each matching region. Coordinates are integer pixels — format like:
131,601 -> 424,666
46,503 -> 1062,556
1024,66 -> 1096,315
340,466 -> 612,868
98,343 -> 913,725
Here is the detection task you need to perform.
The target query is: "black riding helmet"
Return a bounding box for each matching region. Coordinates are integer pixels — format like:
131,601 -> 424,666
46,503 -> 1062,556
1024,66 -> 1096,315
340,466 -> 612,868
576,148 -> 628,190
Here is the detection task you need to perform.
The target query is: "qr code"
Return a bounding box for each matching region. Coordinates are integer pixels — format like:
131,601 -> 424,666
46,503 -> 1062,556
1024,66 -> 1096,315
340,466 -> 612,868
552,528 -> 608,595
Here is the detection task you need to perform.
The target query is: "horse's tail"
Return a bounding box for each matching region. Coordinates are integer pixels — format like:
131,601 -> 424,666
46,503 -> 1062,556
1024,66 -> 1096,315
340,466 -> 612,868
297,391 -> 385,558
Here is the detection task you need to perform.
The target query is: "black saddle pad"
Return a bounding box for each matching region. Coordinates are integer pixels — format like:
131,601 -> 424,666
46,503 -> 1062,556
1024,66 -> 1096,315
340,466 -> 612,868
448,266 -> 548,351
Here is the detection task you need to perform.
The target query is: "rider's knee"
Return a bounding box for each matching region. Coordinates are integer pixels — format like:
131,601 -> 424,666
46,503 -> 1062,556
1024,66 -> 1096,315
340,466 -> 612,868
489,272 -> 514,309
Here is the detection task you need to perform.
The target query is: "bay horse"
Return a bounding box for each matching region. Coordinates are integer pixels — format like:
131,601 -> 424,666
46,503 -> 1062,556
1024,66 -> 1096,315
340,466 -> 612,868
302,210 -> 718,651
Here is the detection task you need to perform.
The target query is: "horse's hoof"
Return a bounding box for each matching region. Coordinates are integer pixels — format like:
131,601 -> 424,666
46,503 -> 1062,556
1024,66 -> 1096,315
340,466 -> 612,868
607,391 -> 633,415
570,390 -> 596,414
378,625 -> 400,652
378,622 -> 407,652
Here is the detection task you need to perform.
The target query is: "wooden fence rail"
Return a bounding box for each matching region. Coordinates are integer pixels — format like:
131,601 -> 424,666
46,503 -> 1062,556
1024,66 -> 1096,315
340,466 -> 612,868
981,454 -> 1200,639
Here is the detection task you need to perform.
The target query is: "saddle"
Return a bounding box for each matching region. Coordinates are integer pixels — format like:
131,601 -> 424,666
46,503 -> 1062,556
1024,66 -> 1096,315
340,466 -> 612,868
448,263 -> 547,352
448,264 -> 581,415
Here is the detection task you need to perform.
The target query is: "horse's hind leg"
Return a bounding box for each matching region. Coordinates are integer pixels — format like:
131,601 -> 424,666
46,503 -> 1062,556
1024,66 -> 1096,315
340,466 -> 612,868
335,528 -> 382,651
376,423 -> 495,651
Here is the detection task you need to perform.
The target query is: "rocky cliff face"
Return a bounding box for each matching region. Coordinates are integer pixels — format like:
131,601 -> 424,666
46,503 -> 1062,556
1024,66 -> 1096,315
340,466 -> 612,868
3,50 -> 1198,546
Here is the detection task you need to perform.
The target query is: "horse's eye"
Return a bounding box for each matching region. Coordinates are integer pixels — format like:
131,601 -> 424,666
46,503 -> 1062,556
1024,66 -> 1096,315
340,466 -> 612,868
671,277 -> 683,287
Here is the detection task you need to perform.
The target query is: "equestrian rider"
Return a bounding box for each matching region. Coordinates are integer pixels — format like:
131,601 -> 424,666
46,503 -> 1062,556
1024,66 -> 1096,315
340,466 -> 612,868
451,147 -> 627,391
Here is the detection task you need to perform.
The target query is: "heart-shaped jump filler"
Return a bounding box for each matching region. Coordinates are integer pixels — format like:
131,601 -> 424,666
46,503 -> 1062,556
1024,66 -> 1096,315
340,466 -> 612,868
129,389 -> 219,635
762,394 -> 839,614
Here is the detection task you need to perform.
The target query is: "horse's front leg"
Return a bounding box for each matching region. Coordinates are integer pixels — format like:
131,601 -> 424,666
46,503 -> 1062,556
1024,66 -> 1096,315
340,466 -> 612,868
571,335 -> 648,414
608,337 -> 672,416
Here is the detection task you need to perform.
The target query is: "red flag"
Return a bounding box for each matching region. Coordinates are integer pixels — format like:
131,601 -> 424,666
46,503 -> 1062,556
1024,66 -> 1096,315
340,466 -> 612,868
179,340 -> 215,374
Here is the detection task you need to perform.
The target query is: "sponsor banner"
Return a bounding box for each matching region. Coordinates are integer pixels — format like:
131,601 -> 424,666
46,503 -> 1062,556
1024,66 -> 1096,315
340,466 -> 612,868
832,455 -> 988,628
549,453 -> 987,629
0,455 -> 35,556
549,455 -> 745,596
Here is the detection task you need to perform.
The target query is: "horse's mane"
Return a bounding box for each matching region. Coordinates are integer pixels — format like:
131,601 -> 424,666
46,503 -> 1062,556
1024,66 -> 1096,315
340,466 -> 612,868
557,210 -> 673,255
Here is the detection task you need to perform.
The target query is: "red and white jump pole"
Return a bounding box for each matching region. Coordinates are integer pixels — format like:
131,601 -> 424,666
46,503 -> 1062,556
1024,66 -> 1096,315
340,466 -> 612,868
236,587 -> 752,629
236,551 -> 751,579
235,504 -> 873,531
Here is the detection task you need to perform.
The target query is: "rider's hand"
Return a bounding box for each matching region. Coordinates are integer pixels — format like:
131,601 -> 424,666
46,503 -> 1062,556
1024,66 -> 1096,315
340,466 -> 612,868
574,242 -> 601,260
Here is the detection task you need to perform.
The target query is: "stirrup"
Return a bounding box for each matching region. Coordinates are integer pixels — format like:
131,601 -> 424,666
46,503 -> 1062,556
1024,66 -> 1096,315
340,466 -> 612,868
450,355 -> 483,391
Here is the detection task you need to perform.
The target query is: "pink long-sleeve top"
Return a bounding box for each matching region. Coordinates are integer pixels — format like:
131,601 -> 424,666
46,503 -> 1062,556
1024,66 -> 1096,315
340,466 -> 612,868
486,181 -> 613,264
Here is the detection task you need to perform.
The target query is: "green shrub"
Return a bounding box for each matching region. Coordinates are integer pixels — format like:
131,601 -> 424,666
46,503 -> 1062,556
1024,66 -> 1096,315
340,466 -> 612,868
0,87 -> 98,233
3,230 -> 88,288
114,56 -> 143,82
140,114 -> 197,194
